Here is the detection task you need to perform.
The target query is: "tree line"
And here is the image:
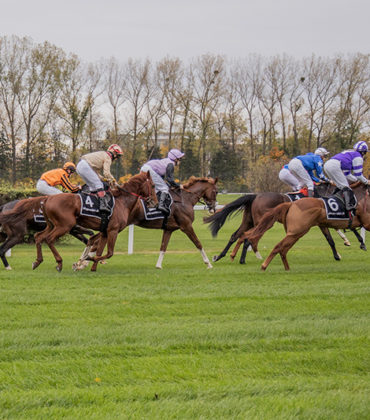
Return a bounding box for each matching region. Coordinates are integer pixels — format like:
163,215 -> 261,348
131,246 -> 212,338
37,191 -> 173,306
0,35 -> 369,191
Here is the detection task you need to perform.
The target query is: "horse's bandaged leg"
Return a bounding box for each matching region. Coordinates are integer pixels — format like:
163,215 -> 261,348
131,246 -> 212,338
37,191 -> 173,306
156,251 -> 165,269
200,248 -> 213,269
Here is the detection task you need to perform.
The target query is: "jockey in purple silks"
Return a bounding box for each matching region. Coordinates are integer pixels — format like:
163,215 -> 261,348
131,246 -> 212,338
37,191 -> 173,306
324,141 -> 369,211
140,148 -> 185,214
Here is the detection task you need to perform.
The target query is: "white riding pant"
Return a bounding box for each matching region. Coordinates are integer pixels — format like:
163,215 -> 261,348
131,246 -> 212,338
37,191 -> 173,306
288,159 -> 314,191
324,159 -> 350,190
141,164 -> 169,193
278,167 -> 303,191
36,179 -> 63,195
76,159 -> 103,192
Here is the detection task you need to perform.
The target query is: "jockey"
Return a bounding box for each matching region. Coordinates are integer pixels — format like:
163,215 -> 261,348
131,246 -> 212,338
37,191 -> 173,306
278,164 -> 303,192
36,162 -> 79,195
140,148 -> 185,214
323,141 -> 369,211
76,144 -> 123,213
288,148 -> 330,197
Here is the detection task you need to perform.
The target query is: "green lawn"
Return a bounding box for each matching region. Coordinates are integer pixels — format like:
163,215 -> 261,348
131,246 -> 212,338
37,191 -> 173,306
0,205 -> 369,419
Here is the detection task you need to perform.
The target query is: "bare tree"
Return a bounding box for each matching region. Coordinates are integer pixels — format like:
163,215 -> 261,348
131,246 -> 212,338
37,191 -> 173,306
0,36 -> 28,183
104,57 -> 126,145
190,54 -> 224,176
55,55 -> 92,161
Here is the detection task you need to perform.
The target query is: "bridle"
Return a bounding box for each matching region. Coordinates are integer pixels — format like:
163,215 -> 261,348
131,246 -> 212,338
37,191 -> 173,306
182,184 -> 218,212
118,177 -> 155,203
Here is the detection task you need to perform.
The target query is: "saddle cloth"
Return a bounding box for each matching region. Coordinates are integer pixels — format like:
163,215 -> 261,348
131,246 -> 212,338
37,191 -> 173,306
320,196 -> 352,220
140,193 -> 173,220
33,209 -> 45,224
78,192 -> 115,219
285,192 -> 306,202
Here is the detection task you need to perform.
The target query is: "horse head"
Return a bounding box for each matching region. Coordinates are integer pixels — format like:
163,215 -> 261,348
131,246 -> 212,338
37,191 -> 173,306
183,176 -> 218,213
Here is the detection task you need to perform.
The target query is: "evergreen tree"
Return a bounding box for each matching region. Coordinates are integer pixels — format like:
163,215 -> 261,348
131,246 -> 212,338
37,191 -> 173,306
210,140 -> 240,182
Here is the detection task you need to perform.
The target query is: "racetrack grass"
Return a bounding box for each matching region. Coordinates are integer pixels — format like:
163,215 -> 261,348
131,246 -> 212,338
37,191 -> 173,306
0,209 -> 369,419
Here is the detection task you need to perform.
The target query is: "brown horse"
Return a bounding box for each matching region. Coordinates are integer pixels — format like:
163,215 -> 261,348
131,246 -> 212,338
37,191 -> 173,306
243,182 -> 370,271
204,183 -> 362,264
0,197 -> 93,270
74,176 -> 219,271
31,171 -> 156,271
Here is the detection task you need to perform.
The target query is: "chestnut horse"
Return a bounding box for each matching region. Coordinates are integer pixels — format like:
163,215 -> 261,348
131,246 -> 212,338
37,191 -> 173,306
204,183 -> 361,264
74,176 -> 219,271
243,182 -> 370,271
31,171 -> 156,271
0,197 -> 93,270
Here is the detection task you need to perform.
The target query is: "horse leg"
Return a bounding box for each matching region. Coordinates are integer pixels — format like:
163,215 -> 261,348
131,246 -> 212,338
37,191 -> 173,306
350,227 -> 367,251
91,232 -> 117,272
336,229 -> 351,246
73,233 -> 101,271
32,225 -> 53,269
212,228 -> 240,262
230,235 -> 245,261
261,232 -> 304,271
320,227 -> 341,261
181,225 -> 212,269
155,230 -> 173,269
90,236 -> 108,272
0,233 -> 23,270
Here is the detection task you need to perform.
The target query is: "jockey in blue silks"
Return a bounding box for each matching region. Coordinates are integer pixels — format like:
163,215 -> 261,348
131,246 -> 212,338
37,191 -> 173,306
287,148 -> 330,197
140,148 -> 185,214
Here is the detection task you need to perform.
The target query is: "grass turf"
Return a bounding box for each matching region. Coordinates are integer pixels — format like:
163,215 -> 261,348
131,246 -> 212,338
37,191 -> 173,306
0,205 -> 369,419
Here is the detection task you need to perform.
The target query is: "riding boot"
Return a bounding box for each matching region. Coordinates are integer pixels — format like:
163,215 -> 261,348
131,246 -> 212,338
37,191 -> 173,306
97,192 -> 110,234
307,189 -> 314,197
342,187 -> 356,212
157,191 -> 170,214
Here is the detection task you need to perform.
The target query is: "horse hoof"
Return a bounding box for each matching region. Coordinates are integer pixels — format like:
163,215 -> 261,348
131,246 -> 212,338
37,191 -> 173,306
32,262 -> 39,270
56,265 -> 62,272
261,265 -> 267,271
360,244 -> 367,251
155,265 -> 162,269
212,255 -> 218,262
5,266 -> 12,271
206,263 -> 213,269
239,260 -> 245,265
344,241 -> 351,246
334,254 -> 342,261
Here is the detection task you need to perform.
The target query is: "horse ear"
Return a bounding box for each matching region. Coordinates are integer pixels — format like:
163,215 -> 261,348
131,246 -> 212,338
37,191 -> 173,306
214,177 -> 218,184
146,171 -> 151,180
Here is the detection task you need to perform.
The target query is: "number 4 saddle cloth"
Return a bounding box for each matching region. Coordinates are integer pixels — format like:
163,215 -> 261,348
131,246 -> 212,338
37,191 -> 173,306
78,192 -> 115,219
320,195 -> 356,220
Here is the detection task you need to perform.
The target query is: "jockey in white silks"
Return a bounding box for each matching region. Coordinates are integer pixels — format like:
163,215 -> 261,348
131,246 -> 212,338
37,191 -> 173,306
140,148 -> 185,214
278,164 -> 303,191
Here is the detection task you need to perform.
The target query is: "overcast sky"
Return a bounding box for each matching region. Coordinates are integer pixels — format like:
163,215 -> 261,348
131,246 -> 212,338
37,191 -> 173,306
1,0 -> 369,63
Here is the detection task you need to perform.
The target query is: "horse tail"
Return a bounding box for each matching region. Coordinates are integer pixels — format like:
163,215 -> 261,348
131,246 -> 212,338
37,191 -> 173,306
203,194 -> 257,237
0,198 -> 41,226
245,202 -> 292,244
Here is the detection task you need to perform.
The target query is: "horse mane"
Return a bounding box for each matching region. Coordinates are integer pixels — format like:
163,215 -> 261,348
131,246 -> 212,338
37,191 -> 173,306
113,172 -> 147,197
183,176 -> 214,189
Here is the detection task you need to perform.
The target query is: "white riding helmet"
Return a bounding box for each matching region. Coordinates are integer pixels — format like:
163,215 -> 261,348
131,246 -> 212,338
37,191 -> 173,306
168,148 -> 185,161
314,147 -> 329,157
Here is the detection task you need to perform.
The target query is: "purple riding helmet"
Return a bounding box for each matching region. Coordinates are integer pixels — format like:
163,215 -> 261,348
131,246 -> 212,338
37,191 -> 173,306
168,148 -> 185,161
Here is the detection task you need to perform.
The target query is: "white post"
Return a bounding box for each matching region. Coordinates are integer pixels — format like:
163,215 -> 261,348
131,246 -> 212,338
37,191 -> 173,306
5,249 -> 11,257
128,224 -> 134,255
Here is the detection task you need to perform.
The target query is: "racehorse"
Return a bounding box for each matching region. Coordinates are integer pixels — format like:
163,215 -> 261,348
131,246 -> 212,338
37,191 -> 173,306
73,176 -> 219,271
243,182 -> 370,271
0,197 -> 93,270
30,171 -> 156,272
204,183 -> 363,264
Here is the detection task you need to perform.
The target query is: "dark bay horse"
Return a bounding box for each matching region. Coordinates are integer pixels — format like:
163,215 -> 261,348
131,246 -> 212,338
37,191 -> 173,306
204,184 -> 361,264
244,183 -> 370,271
31,171 -> 156,271
0,197 -> 93,270
74,176 -> 219,271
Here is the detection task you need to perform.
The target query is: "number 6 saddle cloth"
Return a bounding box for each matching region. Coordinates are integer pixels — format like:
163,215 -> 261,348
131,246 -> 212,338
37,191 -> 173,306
320,195 -> 356,220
